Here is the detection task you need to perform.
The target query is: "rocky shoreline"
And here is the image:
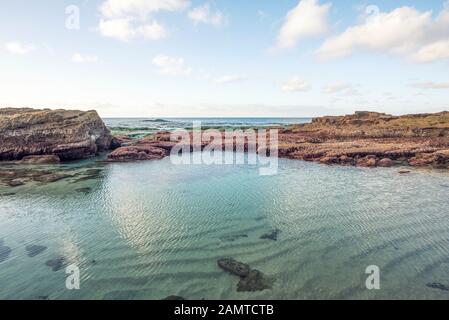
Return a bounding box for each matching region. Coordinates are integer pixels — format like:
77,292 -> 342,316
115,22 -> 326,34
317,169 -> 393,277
1,108 -> 449,170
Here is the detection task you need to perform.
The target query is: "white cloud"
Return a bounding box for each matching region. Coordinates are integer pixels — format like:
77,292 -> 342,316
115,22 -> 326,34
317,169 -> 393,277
281,77 -> 310,92
214,75 -> 245,84
277,0 -> 331,49
72,53 -> 99,63
152,54 -> 192,76
5,41 -> 36,55
411,81 -> 449,89
100,0 -> 190,18
188,3 -> 226,27
98,0 -> 188,41
316,5 -> 449,63
323,83 -> 351,94
410,39 -> 449,63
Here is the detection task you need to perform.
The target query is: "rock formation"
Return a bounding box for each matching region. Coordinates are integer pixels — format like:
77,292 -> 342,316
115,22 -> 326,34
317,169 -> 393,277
0,108 -> 112,161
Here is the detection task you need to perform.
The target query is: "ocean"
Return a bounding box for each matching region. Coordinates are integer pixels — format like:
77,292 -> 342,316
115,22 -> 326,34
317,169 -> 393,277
103,117 -> 312,138
1,118 -> 449,299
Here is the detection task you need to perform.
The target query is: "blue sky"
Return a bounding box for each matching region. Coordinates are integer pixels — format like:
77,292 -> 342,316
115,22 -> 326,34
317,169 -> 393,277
1,0 -> 449,117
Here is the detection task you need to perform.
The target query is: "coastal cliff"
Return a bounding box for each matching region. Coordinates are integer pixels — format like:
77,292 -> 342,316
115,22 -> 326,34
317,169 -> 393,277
0,108 -> 112,161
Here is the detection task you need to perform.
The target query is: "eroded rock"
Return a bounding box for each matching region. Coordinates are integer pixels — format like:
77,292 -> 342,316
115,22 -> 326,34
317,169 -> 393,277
0,108 -> 112,161
217,258 -> 250,277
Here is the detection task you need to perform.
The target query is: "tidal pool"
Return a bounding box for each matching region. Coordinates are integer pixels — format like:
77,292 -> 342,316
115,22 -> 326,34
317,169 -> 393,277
1,154 -> 449,299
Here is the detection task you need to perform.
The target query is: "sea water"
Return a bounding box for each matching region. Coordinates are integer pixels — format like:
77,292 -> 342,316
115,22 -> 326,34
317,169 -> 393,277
1,155 -> 449,300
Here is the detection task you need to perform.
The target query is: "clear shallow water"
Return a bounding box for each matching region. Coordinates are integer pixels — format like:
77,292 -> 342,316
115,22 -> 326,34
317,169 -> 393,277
1,155 -> 449,299
104,117 -> 311,138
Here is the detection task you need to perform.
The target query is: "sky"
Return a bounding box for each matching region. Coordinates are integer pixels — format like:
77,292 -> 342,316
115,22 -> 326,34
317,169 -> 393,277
1,0 -> 449,117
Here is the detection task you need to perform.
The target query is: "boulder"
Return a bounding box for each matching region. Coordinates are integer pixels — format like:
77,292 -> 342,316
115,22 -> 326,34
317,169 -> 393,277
0,108 -> 112,161
378,158 -> 393,167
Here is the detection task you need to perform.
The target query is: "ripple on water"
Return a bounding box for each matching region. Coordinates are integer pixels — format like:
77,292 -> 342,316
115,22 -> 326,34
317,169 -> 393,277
1,156 -> 449,299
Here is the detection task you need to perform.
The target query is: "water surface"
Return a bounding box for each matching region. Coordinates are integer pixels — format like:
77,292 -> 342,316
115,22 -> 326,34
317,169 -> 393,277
1,155 -> 449,299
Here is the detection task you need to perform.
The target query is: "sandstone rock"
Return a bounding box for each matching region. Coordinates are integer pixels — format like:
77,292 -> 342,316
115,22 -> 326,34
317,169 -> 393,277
0,108 -> 112,161
356,156 -> 377,167
378,158 -> 393,167
107,145 -> 167,162
217,258 -> 250,277
20,155 -> 60,164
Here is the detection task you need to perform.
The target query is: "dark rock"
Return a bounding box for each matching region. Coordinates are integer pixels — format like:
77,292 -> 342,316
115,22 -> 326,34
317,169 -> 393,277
260,229 -> 280,241
0,192 -> 16,197
76,187 -> 92,194
220,234 -> 248,242
45,256 -> 67,271
398,170 -> 411,174
427,282 -> 449,291
0,244 -> 12,263
26,245 -> 47,257
217,258 -> 250,277
162,295 -> 186,300
237,269 -> 273,292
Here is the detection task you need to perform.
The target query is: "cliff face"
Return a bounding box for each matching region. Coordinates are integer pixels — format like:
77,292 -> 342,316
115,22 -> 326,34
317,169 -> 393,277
0,108 -> 112,161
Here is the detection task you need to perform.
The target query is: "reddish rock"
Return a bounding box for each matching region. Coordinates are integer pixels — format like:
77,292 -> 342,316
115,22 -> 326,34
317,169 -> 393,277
357,156 -> 377,167
107,145 -> 167,162
378,158 -> 393,167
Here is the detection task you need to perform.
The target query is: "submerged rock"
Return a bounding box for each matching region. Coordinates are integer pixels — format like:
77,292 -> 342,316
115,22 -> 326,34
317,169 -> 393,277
0,192 -> 16,197
260,229 -> 280,241
219,234 -> 248,242
7,179 -> 24,187
0,108 -> 112,161
45,256 -> 67,271
26,245 -> 47,257
33,173 -> 71,183
217,258 -> 250,277
0,244 -> 12,263
217,258 -> 274,292
426,282 -> 449,291
75,187 -> 92,194
162,295 -> 186,300
237,270 -> 273,292
20,155 -> 60,164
